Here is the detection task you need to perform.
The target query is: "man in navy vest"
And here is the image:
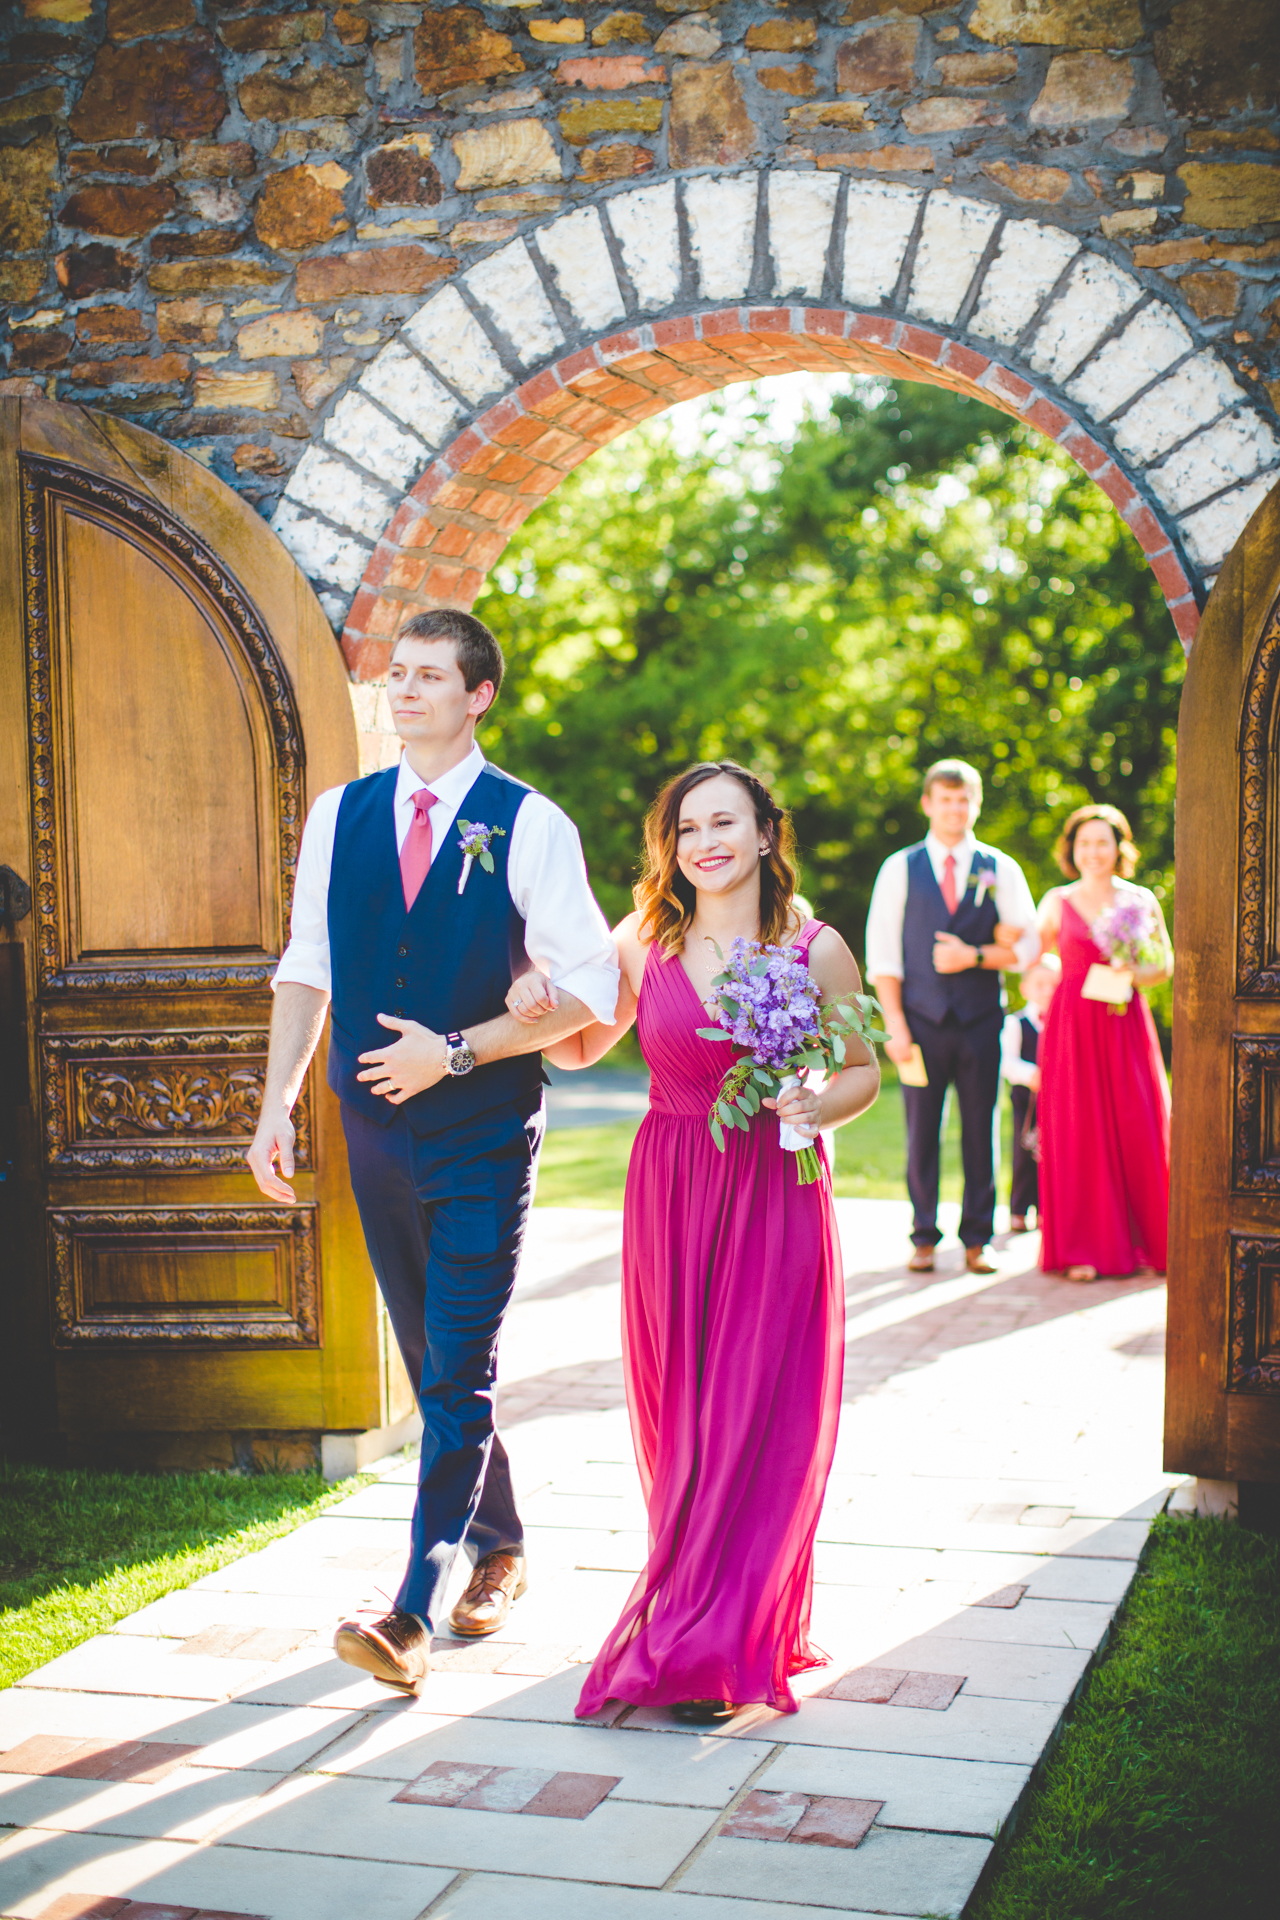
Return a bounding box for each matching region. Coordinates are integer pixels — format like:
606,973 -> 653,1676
248,610 -> 618,1695
867,760 -> 1039,1274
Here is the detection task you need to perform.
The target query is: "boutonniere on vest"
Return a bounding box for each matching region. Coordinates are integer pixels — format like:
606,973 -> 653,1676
456,820 -> 507,895
966,868 -> 994,908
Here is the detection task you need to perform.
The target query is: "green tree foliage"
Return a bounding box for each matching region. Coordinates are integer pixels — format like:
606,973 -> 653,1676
476,379 -> 1184,954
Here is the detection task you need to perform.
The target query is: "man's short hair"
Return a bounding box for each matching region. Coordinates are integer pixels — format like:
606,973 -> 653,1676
922,757 -> 982,805
396,609 -> 505,698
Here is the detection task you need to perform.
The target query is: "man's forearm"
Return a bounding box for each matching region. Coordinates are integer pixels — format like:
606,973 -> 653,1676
872,975 -> 907,1025
464,990 -> 594,1065
263,982 -> 330,1112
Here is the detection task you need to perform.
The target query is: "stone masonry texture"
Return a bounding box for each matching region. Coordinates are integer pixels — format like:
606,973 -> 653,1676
3,0 -> 1280,731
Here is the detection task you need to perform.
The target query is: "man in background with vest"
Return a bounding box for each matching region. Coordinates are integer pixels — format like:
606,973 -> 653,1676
867,759 -> 1040,1275
248,610 -> 618,1695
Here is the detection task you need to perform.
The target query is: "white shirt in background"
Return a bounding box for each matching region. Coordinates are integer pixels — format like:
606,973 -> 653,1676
1001,1004 -> 1043,1089
865,829 -> 1041,979
273,742 -> 620,1025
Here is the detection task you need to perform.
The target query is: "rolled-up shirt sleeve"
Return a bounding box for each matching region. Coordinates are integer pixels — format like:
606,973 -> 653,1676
509,795 -> 619,1026
865,849 -> 909,980
994,852 -> 1042,970
272,786 -> 343,995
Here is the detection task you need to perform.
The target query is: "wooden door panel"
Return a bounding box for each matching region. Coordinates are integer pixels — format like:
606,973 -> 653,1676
62,509 -> 267,959
50,1203 -> 319,1346
1,397 -> 386,1455
1168,475 -> 1280,1484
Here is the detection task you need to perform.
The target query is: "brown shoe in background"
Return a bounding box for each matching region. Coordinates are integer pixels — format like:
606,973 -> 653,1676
449,1550 -> 528,1638
333,1607 -> 430,1694
966,1247 -> 997,1274
907,1247 -> 935,1273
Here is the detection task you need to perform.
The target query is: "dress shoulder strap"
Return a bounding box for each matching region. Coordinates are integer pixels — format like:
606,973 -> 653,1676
793,917 -> 827,955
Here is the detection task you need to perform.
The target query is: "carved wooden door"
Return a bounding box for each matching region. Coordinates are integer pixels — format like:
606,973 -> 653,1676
1168,476 -> 1280,1489
0,397 -> 404,1464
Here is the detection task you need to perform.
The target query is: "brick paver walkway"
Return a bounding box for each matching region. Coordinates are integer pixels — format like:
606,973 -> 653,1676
0,1201 -> 1173,1920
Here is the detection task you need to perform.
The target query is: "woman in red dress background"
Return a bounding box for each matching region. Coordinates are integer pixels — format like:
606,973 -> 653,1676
1035,804 -> 1172,1282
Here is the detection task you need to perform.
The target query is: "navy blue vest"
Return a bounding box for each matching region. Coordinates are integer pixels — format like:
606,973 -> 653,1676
326,761 -> 543,1134
1018,1013 -> 1039,1066
901,842 -> 1003,1027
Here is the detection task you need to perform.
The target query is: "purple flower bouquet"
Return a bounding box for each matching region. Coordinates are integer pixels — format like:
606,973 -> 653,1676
696,937 -> 887,1184
1088,895 -> 1162,1014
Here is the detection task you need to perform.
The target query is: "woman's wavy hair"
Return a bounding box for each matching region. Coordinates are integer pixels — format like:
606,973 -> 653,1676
635,761 -> 800,955
1054,803 -> 1140,879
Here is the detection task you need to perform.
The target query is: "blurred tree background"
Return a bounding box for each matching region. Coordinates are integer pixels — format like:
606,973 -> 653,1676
475,375 -> 1183,971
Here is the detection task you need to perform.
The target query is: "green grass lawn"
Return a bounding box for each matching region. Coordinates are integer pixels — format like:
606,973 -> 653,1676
0,1462 -> 371,1691
536,1066 -> 1016,1208
970,1513 -> 1280,1920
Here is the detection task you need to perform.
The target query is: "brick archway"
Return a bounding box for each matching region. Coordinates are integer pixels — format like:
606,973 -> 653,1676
266,176 -> 1280,678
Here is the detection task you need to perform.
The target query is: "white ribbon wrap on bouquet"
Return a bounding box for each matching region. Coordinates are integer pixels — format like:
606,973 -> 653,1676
777,1071 -> 818,1155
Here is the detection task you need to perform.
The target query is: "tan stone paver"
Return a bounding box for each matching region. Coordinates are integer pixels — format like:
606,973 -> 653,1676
0,1200 -> 1173,1920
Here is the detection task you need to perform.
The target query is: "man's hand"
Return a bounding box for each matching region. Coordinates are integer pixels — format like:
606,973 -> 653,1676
248,1107 -> 298,1204
884,1025 -> 915,1067
1030,1067 -> 1042,1093
357,1013 -> 446,1103
507,971 -> 559,1023
994,921 -> 1025,949
933,931 -> 978,975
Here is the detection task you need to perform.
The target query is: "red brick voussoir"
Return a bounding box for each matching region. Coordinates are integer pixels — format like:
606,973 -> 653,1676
340,307 -> 1200,680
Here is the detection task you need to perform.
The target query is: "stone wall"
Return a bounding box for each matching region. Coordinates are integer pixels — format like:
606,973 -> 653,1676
4,0 -> 1279,756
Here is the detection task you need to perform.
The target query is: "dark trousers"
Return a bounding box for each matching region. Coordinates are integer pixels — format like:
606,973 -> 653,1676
902,1008 -> 1003,1250
1009,1084 -> 1039,1218
341,1095 -> 543,1630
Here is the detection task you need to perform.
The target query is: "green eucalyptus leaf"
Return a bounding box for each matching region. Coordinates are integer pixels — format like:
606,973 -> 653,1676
479,850 -> 495,873
696,1026 -> 731,1042
710,1118 -> 725,1151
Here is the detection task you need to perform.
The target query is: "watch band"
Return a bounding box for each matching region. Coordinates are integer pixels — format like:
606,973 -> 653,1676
973,946 -> 985,968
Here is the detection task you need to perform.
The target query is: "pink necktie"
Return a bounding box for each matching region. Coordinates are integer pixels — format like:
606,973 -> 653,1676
399,787 -> 437,910
941,852 -> 959,916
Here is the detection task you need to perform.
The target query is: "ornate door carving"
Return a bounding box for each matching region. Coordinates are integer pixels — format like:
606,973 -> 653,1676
0,397 -> 405,1456
1168,476 -> 1280,1485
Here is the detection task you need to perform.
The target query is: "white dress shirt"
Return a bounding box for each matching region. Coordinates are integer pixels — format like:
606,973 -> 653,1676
865,829 -> 1041,979
1001,1004 -> 1042,1089
273,742 -> 620,1025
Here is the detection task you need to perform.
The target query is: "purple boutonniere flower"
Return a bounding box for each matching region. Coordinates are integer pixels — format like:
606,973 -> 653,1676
456,819 -> 506,895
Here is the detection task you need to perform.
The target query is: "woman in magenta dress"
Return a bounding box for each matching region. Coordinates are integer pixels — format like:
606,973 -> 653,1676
508,762 -> 879,1722
1036,804 -> 1172,1282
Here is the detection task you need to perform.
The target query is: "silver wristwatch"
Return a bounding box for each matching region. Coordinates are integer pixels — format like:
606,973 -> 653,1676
444,1030 -> 476,1077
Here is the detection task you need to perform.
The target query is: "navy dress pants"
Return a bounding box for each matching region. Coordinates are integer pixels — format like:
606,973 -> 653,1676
341,1094 -> 543,1631
1009,1084 -> 1039,1218
901,1008 -> 1003,1250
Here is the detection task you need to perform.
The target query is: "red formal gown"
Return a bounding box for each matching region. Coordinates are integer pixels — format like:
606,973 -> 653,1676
576,921 -> 844,1717
1039,896 -> 1170,1277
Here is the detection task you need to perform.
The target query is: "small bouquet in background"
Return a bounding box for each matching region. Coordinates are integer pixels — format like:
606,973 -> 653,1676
697,937 -> 887,1184
1085,894 -> 1162,1013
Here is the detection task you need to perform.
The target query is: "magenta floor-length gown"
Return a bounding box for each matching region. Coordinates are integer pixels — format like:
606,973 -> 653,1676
1038,896 -> 1171,1277
576,921 -> 845,1718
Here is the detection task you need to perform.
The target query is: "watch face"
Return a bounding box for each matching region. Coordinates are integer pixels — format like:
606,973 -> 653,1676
448,1043 -> 477,1076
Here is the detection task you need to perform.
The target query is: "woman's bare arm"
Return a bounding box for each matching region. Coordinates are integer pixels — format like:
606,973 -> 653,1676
511,913 -> 646,1068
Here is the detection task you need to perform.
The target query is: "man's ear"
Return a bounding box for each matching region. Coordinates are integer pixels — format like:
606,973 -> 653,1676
470,679 -> 496,717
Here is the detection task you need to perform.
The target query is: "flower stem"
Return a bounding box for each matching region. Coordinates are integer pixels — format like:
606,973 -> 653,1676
795,1145 -> 821,1186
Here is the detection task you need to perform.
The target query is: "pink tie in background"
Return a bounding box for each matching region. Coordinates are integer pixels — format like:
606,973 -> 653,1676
941,852 -> 959,915
400,788 -> 437,910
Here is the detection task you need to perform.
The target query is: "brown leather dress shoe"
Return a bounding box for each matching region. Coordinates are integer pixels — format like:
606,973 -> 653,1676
333,1608 -> 429,1694
449,1550 -> 528,1637
965,1247 -> 997,1274
907,1247 -> 935,1273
